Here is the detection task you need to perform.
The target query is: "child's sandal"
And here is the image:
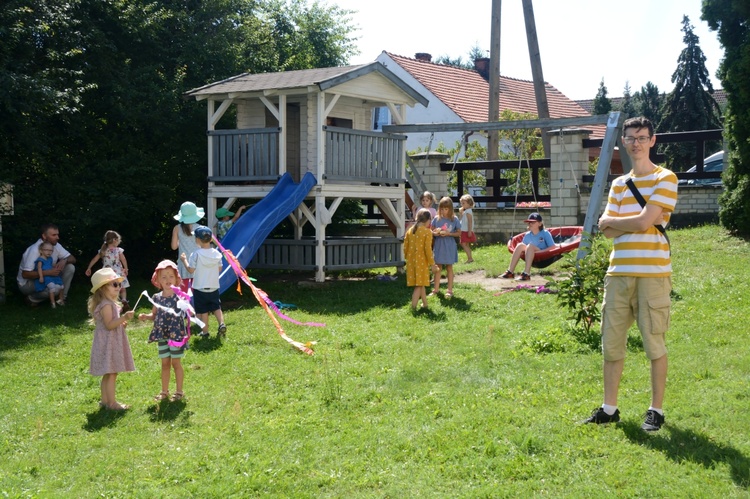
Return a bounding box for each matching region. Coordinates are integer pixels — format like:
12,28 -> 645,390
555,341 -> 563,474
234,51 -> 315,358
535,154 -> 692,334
154,391 -> 170,401
170,391 -> 184,402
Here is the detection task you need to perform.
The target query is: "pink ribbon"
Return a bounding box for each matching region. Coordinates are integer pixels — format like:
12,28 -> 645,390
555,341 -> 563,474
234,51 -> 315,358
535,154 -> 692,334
213,236 -> 318,355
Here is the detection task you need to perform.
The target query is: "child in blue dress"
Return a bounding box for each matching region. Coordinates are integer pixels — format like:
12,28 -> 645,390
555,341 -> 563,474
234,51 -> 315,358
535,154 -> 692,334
430,196 -> 461,297
35,242 -> 65,308
138,260 -> 189,402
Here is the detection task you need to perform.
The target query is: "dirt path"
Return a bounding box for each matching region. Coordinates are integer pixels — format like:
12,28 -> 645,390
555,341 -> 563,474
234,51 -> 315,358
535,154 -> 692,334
448,270 -> 552,292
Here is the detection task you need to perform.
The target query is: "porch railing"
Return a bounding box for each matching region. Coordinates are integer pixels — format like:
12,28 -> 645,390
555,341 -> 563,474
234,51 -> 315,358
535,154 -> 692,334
248,237 -> 404,271
208,128 -> 280,182
324,126 -> 406,184
207,127 -> 406,184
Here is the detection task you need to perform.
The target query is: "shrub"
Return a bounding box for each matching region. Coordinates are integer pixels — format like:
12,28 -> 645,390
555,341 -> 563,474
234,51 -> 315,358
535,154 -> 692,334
553,233 -> 612,341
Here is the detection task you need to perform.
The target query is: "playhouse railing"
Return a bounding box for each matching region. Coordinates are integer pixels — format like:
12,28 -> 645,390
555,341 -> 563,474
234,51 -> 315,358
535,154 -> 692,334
248,237 -> 404,271
208,128 -> 280,181
208,127 -> 406,185
324,126 -> 406,184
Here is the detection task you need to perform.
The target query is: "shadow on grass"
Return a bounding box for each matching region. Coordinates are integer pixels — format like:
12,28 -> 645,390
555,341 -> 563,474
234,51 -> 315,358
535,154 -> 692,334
433,294 -> 471,311
82,406 -> 128,432
621,420 -> 750,489
411,308 -> 447,322
189,334 -> 224,352
146,399 -> 189,423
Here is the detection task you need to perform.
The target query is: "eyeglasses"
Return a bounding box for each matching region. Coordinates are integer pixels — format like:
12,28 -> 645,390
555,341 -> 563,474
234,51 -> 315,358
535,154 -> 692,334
109,282 -> 122,288
622,135 -> 652,145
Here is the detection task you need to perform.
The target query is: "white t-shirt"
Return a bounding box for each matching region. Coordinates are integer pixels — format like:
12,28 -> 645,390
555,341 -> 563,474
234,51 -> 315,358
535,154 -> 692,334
188,247 -> 223,291
17,239 -> 71,287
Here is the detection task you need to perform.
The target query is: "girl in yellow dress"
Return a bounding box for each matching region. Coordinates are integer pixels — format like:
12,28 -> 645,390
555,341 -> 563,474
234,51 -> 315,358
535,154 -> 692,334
403,209 -> 435,310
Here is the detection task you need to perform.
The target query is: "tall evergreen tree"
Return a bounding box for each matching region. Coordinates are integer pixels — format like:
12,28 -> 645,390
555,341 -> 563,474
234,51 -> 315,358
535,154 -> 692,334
618,82 -> 636,118
592,79 -> 612,115
703,0 -> 750,235
633,82 -> 664,126
659,15 -> 722,171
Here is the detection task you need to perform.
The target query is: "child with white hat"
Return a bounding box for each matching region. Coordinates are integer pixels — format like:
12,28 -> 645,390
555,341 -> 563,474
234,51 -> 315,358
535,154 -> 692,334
87,268 -> 135,411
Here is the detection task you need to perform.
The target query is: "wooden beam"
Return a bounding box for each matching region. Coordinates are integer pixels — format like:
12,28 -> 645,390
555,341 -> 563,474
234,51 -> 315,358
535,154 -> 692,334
522,0 -> 551,157
578,111 -> 624,259
383,115 -> 609,134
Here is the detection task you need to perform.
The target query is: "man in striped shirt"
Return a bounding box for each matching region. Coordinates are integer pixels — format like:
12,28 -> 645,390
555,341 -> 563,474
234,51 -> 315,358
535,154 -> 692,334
584,116 -> 678,432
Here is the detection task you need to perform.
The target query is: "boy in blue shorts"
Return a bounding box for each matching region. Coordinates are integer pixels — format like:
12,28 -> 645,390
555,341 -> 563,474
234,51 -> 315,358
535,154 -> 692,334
180,226 -> 227,338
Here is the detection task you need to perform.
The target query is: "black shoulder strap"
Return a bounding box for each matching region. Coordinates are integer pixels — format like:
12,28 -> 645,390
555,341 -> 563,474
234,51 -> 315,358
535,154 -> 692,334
625,177 -> 670,243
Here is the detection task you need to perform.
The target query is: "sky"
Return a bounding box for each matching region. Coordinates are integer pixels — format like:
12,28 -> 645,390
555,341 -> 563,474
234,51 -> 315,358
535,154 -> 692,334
325,0 -> 724,101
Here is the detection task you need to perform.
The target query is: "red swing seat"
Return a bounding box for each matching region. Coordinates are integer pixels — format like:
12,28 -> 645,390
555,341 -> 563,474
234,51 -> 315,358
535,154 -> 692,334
507,226 -> 584,269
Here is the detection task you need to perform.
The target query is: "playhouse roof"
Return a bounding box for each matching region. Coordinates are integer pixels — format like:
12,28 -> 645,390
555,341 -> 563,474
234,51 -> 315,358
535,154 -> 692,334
185,62 -> 428,107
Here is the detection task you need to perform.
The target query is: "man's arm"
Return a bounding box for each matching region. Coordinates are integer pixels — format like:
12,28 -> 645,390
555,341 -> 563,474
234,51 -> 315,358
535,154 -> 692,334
598,204 -> 665,234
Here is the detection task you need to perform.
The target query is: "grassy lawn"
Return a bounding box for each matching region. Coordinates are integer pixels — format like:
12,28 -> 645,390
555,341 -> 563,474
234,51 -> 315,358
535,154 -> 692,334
1,224 -> 749,497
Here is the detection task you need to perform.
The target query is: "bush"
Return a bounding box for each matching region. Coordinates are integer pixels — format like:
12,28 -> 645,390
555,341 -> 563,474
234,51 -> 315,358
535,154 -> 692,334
552,233 -> 612,340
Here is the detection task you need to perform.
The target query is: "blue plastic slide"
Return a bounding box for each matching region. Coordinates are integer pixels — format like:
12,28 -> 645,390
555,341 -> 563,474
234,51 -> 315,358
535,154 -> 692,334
218,172 -> 316,294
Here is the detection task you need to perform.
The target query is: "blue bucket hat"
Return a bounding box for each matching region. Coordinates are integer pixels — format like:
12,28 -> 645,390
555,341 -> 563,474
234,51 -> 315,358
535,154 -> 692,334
173,201 -> 205,224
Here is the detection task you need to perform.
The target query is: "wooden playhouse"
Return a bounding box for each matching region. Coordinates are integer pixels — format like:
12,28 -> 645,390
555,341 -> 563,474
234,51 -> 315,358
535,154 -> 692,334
185,63 -> 428,283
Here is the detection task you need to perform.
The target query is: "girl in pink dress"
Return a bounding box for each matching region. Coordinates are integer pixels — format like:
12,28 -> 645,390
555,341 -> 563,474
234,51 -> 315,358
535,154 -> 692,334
88,268 -> 135,411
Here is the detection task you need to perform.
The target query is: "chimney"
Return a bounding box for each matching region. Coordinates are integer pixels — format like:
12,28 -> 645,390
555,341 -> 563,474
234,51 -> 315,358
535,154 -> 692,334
474,57 -> 490,80
415,53 -> 432,62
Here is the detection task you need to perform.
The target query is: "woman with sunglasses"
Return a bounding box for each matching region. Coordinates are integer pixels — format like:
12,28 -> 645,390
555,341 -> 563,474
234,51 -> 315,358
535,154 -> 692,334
499,212 -> 554,281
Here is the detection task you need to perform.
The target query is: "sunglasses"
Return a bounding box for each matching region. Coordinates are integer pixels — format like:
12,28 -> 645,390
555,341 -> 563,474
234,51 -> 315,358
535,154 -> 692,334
109,282 -> 122,288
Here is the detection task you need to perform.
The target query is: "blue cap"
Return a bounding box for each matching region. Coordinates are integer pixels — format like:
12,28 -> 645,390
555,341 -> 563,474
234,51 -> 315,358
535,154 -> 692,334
193,225 -> 213,241
524,212 -> 543,223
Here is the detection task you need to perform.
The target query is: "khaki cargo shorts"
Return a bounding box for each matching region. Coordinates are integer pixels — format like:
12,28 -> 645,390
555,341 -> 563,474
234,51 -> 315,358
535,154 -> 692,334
600,275 -> 672,361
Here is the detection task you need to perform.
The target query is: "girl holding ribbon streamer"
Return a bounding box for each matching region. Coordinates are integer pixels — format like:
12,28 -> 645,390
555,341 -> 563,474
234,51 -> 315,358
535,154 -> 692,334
138,260 -> 190,402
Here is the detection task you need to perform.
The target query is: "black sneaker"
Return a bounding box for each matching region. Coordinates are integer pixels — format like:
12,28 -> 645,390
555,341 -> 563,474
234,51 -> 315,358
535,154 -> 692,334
583,407 -> 620,424
516,272 -> 531,281
217,323 -> 227,338
198,331 -> 210,338
641,409 -> 665,432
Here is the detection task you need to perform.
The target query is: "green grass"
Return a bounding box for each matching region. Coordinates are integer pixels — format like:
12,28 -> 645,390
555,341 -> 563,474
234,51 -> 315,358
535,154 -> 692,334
1,224 -> 749,497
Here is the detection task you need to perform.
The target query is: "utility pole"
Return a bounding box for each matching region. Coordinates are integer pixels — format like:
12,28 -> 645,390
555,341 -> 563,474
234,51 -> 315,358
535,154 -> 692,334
487,0 -> 501,200
522,0 -> 551,157
488,0 -> 501,161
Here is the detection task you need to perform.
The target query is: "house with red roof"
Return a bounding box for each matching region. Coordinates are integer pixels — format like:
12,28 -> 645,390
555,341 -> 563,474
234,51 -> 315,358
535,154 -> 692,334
375,52 -> 593,153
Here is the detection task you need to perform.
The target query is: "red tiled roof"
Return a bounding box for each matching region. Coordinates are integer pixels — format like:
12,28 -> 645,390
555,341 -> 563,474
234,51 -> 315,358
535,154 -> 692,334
387,52 -> 590,122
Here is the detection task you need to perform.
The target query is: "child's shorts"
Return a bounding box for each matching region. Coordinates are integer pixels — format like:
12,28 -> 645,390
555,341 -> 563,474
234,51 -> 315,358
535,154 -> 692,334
157,340 -> 186,359
460,231 -> 477,243
193,288 -> 221,314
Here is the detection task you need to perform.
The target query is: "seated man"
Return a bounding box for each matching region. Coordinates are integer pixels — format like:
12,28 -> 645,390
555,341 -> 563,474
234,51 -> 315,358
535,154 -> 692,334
17,223 -> 76,305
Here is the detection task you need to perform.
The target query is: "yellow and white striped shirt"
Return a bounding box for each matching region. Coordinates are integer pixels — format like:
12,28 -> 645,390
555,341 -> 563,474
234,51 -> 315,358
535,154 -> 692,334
605,166 -> 678,277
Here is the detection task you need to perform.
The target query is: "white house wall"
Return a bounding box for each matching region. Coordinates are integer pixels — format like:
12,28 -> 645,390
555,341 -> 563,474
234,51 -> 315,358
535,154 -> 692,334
376,53 -> 472,154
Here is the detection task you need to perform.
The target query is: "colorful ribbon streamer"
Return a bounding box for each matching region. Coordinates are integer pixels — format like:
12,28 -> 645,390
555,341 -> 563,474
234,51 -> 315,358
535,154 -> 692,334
213,236 -> 318,355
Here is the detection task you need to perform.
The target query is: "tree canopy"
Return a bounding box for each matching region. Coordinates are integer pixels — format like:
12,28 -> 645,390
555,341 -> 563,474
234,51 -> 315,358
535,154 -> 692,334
702,0 -> 750,235
0,0 -> 356,277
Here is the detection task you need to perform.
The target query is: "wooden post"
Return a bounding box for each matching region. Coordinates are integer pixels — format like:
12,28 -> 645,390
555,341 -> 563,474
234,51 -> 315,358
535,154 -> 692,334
487,0 -> 502,203
522,0 -> 551,157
